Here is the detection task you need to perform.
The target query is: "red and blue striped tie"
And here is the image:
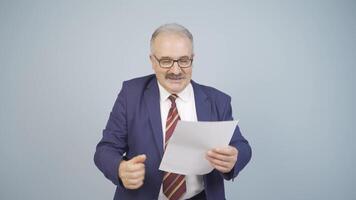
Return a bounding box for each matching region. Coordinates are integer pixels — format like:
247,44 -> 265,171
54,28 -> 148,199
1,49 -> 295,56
163,94 -> 186,200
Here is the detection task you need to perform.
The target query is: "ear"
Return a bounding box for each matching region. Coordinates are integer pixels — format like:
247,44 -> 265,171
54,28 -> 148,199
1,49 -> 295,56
149,54 -> 153,62
149,54 -> 156,69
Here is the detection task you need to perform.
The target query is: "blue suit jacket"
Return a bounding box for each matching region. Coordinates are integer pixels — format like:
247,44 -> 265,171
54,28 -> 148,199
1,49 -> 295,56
94,74 -> 252,200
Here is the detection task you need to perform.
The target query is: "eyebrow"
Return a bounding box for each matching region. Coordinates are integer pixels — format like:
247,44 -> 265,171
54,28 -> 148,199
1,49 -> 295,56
159,56 -> 191,60
160,56 -> 171,59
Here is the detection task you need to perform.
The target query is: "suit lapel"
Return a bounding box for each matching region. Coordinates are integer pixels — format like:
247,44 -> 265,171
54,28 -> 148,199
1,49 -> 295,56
192,80 -> 212,122
144,77 -> 164,158
192,80 -> 213,192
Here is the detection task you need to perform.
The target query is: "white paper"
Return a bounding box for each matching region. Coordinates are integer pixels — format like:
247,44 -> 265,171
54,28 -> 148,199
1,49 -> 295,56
159,120 -> 238,175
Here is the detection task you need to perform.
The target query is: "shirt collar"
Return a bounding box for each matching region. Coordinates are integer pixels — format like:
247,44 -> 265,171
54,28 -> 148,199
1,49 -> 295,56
157,81 -> 193,102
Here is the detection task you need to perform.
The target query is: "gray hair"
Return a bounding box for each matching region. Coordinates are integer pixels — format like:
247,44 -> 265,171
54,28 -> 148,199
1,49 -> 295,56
150,23 -> 194,53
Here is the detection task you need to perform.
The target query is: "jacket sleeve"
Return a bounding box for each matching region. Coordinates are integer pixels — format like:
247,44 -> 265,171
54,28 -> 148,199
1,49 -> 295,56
94,82 -> 129,186
221,96 -> 252,180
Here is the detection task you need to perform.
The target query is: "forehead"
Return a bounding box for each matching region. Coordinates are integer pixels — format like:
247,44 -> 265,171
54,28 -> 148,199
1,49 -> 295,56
152,33 -> 193,57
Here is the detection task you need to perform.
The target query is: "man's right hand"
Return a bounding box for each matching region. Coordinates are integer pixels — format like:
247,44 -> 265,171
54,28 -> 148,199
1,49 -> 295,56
118,154 -> 146,189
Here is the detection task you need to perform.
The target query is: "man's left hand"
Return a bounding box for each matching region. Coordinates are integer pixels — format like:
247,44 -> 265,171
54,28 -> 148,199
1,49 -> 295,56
206,146 -> 238,173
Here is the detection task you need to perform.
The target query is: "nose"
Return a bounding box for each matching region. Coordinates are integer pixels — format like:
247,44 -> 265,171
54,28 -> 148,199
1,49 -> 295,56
170,61 -> 182,74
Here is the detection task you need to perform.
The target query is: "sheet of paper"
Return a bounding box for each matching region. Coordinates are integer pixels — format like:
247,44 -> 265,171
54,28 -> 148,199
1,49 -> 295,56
159,120 -> 238,175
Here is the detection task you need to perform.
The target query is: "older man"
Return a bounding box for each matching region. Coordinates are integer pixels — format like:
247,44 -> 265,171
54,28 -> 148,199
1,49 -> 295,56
94,23 -> 252,200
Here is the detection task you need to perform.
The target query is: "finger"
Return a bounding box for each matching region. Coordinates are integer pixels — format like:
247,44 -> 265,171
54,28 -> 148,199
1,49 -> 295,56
126,169 -> 145,179
127,163 -> 145,172
206,157 -> 231,172
207,156 -> 231,168
122,174 -> 144,184
126,180 -> 144,189
212,146 -> 238,156
126,177 -> 144,186
206,155 -> 231,169
130,154 -> 147,164
207,151 -> 235,162
120,164 -> 144,180
124,182 -> 141,189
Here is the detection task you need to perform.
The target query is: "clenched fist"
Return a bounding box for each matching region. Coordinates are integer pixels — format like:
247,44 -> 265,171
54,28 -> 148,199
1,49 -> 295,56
118,154 -> 146,189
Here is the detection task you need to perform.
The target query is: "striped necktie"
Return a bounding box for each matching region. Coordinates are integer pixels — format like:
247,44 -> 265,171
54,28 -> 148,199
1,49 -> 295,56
163,94 -> 186,200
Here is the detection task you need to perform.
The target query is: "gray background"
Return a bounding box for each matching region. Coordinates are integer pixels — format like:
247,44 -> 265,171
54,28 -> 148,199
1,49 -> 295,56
1,0 -> 355,199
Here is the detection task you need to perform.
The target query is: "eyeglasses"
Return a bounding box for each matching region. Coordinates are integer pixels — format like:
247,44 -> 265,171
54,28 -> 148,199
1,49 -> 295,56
153,55 -> 193,69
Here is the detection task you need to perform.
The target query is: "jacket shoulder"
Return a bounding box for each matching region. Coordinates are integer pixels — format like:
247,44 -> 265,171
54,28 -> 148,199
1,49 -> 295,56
192,81 -> 231,102
122,74 -> 156,90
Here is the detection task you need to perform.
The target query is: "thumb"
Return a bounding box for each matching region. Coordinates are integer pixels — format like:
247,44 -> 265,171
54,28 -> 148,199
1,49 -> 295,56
130,154 -> 146,164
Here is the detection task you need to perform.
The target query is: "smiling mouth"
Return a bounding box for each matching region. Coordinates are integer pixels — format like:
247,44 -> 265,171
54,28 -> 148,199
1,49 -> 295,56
167,77 -> 184,80
167,78 -> 184,84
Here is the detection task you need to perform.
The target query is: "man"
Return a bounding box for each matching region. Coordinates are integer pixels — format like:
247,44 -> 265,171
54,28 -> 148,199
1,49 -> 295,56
94,23 -> 252,200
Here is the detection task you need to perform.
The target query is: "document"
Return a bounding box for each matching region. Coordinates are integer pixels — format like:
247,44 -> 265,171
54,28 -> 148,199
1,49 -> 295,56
159,120 -> 238,175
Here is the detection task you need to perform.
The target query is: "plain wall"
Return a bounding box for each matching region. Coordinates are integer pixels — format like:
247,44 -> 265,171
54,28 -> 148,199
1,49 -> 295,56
1,0 -> 355,199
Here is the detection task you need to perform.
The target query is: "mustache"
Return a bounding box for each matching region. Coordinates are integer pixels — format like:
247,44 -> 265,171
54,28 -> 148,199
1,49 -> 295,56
165,73 -> 185,80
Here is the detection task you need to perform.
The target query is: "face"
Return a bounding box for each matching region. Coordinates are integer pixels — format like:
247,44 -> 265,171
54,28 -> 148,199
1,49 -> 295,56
150,33 -> 193,94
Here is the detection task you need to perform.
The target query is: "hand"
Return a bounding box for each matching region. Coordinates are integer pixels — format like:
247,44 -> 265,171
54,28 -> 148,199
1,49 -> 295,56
118,154 -> 146,189
206,146 -> 238,173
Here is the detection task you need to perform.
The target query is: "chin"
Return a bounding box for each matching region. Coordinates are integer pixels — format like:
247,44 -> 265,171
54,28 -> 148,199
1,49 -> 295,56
167,86 -> 182,94
168,83 -> 187,94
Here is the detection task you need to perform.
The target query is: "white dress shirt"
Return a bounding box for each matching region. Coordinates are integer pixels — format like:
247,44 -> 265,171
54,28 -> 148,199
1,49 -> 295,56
157,81 -> 204,200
